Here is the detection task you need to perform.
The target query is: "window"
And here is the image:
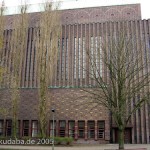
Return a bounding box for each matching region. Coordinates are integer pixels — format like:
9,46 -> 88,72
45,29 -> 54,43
31,120 -> 38,137
62,38 -> 65,79
23,120 -> 29,136
59,120 -> 66,137
6,120 -> 12,136
98,121 -> 105,139
96,36 -> 103,77
99,36 -> 103,77
90,36 -> 102,78
49,120 -> 56,137
68,121 -> 75,138
83,37 -> 86,78
57,39 -> 60,80
74,37 -> 77,79
79,37 -> 81,78
66,38 -> 68,80
88,121 -> 95,139
78,121 -> 85,138
90,36 -> 94,78
0,120 -> 3,136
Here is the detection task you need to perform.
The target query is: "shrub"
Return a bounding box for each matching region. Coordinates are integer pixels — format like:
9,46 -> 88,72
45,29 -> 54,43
53,137 -> 73,145
21,136 -> 31,142
0,136 -> 6,140
66,137 -> 73,145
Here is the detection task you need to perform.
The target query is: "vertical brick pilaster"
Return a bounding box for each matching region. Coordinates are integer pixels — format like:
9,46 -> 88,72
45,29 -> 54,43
20,120 -> 23,137
63,25 -> 67,87
88,23 -> 91,86
46,120 -> 49,137
105,119 -> 110,141
18,120 -> 21,138
68,25 -> 71,87
65,120 -> 68,137
58,26 -> 63,87
33,28 -> 37,88
134,20 -> 140,143
26,28 -> 32,88
80,24 -> 83,87
29,28 -> 34,88
92,22 -> 96,86
76,24 -> 79,87
85,120 -> 87,140
144,19 -> 150,144
75,120 -> 78,140
56,120 -> 59,137
3,119 -> 6,137
95,120 -> 98,141
139,20 -> 145,144
29,120 -> 31,137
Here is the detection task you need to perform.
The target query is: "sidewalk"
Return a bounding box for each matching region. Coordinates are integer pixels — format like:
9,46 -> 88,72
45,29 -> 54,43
0,144 -> 150,150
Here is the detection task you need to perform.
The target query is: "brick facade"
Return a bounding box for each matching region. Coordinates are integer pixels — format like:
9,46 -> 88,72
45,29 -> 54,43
0,3 -> 150,144
0,88 -> 109,143
4,3 -> 141,29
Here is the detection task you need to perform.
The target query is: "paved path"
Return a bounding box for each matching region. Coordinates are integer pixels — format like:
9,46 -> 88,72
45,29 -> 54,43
0,144 -> 150,150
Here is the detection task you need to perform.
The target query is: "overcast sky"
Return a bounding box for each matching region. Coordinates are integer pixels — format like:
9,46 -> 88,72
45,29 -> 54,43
0,0 -> 149,19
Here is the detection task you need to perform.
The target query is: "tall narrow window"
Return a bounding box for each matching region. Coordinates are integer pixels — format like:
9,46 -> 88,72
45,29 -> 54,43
59,120 -> 66,137
83,37 -> 86,78
78,37 -> 81,78
66,38 -> 68,80
68,121 -> 75,138
95,36 -> 99,78
31,120 -> 38,137
99,37 -> 103,77
62,38 -> 65,79
74,37 -> 77,79
78,121 -> 85,138
49,120 -> 56,137
6,120 -> 12,136
57,39 -> 60,80
88,121 -> 95,139
23,120 -> 29,137
90,36 -> 102,78
98,121 -> 105,139
90,36 -> 94,78
0,120 -> 3,136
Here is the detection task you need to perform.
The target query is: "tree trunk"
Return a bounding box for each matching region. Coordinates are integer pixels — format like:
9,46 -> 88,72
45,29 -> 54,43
118,128 -> 124,150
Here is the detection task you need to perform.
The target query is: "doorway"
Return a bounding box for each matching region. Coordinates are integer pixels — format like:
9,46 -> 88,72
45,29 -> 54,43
114,128 -> 132,143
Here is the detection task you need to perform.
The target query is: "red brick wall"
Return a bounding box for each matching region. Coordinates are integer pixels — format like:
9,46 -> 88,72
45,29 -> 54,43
1,3 -> 150,144
0,88 -> 110,142
4,4 -> 141,29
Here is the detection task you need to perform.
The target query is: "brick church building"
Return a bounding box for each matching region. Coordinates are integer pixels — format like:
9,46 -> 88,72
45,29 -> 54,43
0,3 -> 150,144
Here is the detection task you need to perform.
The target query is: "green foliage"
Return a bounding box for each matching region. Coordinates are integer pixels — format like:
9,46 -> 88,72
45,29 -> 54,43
53,137 -> 73,145
21,136 -> 31,142
64,137 -> 74,145
0,107 -> 8,116
0,136 -> 6,140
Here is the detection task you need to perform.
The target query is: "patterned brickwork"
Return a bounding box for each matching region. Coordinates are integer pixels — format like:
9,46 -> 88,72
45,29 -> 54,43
4,4 -> 141,29
0,88 -> 110,142
0,3 -> 150,144
0,88 -> 109,121
1,20 -> 150,89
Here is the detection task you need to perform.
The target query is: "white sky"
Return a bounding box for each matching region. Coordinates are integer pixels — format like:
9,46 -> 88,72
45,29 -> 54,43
0,0 -> 149,19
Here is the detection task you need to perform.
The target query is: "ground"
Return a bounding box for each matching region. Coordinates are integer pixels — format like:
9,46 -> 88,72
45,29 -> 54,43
0,144 -> 149,150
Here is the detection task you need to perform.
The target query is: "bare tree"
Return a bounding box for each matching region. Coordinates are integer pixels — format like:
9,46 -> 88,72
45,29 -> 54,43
81,23 -> 150,149
0,1 -> 9,120
35,1 -> 61,138
0,1 -> 5,83
9,3 -> 29,138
